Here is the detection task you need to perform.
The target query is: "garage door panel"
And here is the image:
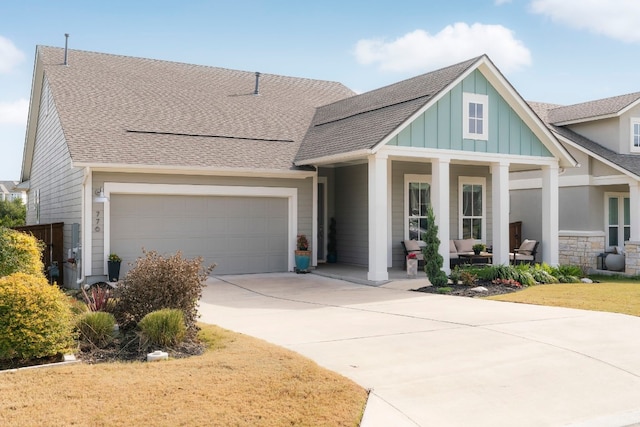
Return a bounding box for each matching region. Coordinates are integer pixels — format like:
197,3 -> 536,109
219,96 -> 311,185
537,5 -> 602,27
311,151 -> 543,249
111,194 -> 288,275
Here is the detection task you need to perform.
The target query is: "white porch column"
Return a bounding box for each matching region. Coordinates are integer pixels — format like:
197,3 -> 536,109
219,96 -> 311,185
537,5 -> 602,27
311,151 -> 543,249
431,157 -> 450,274
368,153 -> 389,281
491,161 -> 510,265
629,181 -> 640,242
541,164 -> 559,265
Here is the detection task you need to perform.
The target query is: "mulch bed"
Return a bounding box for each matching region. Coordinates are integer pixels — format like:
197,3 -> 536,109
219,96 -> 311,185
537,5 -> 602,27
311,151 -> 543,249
77,336 -> 205,364
414,281 -> 523,298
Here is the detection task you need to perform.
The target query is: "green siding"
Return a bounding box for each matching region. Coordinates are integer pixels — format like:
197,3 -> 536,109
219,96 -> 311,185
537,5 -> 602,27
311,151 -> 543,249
387,69 -> 553,158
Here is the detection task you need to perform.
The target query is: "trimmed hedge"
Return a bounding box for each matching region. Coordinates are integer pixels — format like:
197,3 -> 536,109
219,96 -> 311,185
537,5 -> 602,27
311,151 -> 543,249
0,227 -> 44,278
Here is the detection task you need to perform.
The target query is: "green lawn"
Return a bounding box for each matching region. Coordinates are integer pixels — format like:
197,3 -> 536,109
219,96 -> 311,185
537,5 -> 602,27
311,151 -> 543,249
487,277 -> 640,317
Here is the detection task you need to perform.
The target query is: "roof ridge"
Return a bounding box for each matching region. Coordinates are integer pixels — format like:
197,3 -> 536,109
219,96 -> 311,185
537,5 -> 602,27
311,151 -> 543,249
36,45 -> 350,87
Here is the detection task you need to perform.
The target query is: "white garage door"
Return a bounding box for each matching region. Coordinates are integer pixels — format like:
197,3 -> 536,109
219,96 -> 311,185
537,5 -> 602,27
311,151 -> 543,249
110,194 -> 288,275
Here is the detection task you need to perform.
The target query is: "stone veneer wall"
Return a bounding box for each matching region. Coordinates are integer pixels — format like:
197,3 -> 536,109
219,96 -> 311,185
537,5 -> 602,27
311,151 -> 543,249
624,241 -> 640,275
558,231 -> 605,269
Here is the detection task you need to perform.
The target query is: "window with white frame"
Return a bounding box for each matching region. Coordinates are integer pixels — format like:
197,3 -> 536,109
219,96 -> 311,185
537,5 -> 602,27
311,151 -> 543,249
463,93 -> 488,140
631,118 -> 640,153
459,177 -> 486,240
404,175 -> 431,240
605,193 -> 630,248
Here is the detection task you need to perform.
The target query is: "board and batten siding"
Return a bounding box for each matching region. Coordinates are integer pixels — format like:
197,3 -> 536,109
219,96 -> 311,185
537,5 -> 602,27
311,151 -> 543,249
27,77 -> 84,287
91,172 -> 313,276
387,70 -> 553,158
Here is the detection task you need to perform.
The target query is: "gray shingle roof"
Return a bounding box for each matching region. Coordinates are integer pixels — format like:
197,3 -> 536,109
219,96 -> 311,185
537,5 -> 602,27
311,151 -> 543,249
529,102 -> 640,178
547,92 -> 640,124
295,56 -> 481,163
38,46 -> 355,171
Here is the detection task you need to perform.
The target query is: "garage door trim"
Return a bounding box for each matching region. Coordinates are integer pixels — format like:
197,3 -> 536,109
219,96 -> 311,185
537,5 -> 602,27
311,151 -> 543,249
98,182 -> 298,275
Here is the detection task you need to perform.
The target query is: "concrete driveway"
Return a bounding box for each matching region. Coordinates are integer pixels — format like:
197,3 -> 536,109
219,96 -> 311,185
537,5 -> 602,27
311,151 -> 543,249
198,273 -> 640,427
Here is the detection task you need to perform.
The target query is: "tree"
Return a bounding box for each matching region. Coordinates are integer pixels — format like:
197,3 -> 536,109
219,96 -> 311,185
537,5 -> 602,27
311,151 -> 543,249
422,206 -> 448,287
0,198 -> 26,227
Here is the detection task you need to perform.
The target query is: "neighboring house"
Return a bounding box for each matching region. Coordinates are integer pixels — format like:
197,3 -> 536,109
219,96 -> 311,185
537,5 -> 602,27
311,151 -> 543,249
0,181 -> 27,204
511,94 -> 640,275
20,46 -> 575,287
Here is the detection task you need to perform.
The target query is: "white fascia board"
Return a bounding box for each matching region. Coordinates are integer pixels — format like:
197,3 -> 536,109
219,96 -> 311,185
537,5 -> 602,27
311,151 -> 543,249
294,149 -> 372,166
73,162 -> 316,179
554,131 -> 640,182
553,113 -> 619,126
510,174 -> 591,190
593,175 -> 636,186
381,145 -> 558,166
21,48 -> 45,182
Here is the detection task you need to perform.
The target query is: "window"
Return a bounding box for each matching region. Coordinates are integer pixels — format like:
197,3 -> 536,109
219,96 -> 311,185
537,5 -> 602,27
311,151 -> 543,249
463,93 -> 488,140
459,177 -> 486,240
632,118 -> 640,152
606,193 -> 630,247
404,175 -> 431,240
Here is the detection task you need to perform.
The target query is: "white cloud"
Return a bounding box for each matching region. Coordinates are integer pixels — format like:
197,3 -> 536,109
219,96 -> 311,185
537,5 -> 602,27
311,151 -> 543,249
530,0 -> 640,43
0,36 -> 25,73
0,99 -> 29,125
354,23 -> 532,75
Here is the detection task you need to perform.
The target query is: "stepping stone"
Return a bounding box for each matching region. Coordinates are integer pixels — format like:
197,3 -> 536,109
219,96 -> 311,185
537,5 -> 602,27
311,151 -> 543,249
470,286 -> 488,292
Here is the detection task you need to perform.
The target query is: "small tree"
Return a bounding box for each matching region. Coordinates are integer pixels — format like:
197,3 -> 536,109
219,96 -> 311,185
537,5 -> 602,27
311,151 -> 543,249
422,206 -> 448,287
0,198 -> 26,227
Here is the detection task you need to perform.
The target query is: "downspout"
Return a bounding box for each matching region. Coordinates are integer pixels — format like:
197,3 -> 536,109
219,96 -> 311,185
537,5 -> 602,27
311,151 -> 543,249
76,167 -> 89,286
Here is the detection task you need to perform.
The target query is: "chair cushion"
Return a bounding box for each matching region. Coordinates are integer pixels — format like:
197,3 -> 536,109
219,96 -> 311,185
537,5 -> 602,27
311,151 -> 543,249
518,239 -> 537,256
404,240 -> 421,252
454,239 -> 475,254
449,240 -> 457,253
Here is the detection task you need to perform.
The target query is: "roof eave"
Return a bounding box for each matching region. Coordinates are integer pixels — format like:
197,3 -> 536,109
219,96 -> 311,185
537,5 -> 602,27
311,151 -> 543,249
21,47 -> 46,182
295,149 -> 373,167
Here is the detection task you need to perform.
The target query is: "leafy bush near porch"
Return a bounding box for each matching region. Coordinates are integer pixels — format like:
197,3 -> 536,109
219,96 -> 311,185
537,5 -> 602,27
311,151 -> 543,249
458,263 -> 578,286
0,273 -> 75,360
0,227 -> 44,278
138,308 -> 186,347
77,311 -> 116,348
113,250 -> 215,331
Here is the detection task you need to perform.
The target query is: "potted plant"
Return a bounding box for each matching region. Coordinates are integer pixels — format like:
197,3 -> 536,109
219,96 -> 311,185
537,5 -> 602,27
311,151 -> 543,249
107,253 -> 122,282
472,243 -> 486,255
406,252 -> 418,278
327,218 -> 337,263
295,235 -> 311,273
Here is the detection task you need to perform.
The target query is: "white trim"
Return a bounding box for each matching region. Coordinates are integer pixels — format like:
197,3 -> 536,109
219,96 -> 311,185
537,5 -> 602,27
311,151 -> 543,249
630,118 -> 640,153
458,176 -> 486,241
510,174 -> 634,190
463,92 -> 489,140
367,154 -> 389,281
432,159 -> 451,274
74,162 -> 316,179
541,165 -> 560,265
404,174 -> 432,240
83,170 -> 93,277
317,176 -> 328,263
593,175 -> 636,186
604,191 -> 630,249
381,145 -> 559,166
101,182 -> 298,274
558,230 -> 606,237
387,158 -> 393,267
312,175 -> 318,266
491,162 -> 510,265
295,149 -> 372,167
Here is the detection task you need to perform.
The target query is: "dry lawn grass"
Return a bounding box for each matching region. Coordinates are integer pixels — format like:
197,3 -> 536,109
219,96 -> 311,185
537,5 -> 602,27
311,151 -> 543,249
0,324 -> 367,427
487,281 -> 640,317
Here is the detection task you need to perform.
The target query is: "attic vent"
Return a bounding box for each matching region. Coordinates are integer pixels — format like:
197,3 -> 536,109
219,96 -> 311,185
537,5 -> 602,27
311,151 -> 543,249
63,33 -> 69,66
254,72 -> 261,95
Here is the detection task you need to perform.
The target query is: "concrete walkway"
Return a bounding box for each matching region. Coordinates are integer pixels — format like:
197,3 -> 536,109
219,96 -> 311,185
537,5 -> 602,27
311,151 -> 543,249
198,273 -> 640,427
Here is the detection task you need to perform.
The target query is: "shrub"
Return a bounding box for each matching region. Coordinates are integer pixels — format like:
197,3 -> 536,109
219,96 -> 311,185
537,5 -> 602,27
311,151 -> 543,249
77,311 -> 116,348
422,206 -> 448,287
531,264 -> 559,284
82,285 -> 113,312
138,309 -> 186,347
448,266 -> 462,284
0,273 -> 75,361
513,264 -> 537,287
459,270 -> 477,286
113,250 -> 214,331
0,227 -> 44,278
435,286 -> 452,294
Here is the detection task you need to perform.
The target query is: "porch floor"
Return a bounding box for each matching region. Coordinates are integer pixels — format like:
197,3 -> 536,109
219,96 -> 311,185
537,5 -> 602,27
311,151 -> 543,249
311,262 -> 430,288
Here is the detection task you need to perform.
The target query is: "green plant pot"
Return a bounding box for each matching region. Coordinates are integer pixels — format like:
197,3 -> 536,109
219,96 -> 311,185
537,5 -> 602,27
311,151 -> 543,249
295,251 -> 311,273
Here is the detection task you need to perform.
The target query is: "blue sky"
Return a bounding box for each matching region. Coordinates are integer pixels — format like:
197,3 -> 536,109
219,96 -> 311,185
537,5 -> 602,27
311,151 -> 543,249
1,0 -> 639,180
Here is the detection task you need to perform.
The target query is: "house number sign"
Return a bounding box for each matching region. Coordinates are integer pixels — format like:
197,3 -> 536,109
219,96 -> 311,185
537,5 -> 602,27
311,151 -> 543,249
95,210 -> 101,232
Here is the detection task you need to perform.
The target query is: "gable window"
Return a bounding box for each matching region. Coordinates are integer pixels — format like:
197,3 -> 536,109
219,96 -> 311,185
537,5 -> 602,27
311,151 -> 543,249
605,193 -> 630,248
459,177 -> 486,240
404,175 -> 431,240
463,93 -> 488,140
631,119 -> 640,153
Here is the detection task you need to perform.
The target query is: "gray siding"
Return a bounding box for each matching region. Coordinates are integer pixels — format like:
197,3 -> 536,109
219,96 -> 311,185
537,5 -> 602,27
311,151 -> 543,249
567,117 -> 619,153
509,188 -> 542,244
91,172 -> 313,276
26,77 -> 84,287
334,164 -> 368,266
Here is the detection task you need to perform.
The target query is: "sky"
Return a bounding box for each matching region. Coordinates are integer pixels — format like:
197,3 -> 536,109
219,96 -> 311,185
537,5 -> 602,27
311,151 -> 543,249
1,0 -> 640,180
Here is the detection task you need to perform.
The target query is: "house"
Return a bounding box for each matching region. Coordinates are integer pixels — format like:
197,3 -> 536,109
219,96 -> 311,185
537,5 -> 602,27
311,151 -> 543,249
20,45 -> 576,287
0,181 -> 27,203
511,94 -> 640,274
